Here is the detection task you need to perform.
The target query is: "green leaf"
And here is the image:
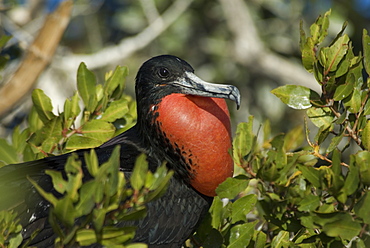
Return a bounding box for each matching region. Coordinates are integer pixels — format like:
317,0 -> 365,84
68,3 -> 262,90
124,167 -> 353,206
101,99 -> 129,122
298,194 -> 320,211
77,62 -> 97,112
130,154 -> 148,191
70,91 -> 81,116
314,125 -> 330,145
231,194 -> 257,224
54,197 -> 75,228
80,120 -> 115,141
343,87 -> 362,113
300,10 -> 331,72
28,116 -> 63,150
84,149 -> 99,177
118,207 -> 147,222
46,170 -> 67,194
299,20 -> 306,51
75,229 -> 97,246
253,230 -> 267,248
301,37 -> 316,72
0,139 -> 18,165
298,165 -> 321,188
361,120 -> 370,150
28,106 -> 44,133
126,244 -> 147,248
105,145 -> 121,197
271,230 -> 291,248
65,163 -> 83,203
0,210 -> 23,248
28,176 -> 58,206
331,149 -> 347,198
314,10 -> 331,44
8,233 -> 22,248
351,64 -> 365,89
96,84 -> 104,103
146,168 -> 173,202
364,94 -> 370,115
335,52 -> 351,78
216,175 -> 249,199
65,136 -> 104,150
232,116 -> 255,166
42,116 -> 63,140
209,196 -> 230,229
326,129 -> 345,154
31,89 -> 56,123
270,134 -> 287,169
63,91 -> 81,125
87,94 -> 98,114
313,61 -> 324,83
356,151 -> 370,186
354,191 -> 370,224
100,227 -> 135,245
271,85 -> 320,110
104,65 -> 128,97
227,222 -> 255,248
333,75 -> 354,101
93,208 -> 107,233
301,39 -> 316,72
307,107 -> 334,129
284,125 -> 304,151
344,157 -> 360,196
75,180 -> 96,217
11,126 -> 30,154
322,213 -> 361,240
363,29 -> 370,76
321,34 -> 350,74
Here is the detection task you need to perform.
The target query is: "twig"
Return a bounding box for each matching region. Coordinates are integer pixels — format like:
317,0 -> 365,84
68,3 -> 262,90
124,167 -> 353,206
329,105 -> 364,149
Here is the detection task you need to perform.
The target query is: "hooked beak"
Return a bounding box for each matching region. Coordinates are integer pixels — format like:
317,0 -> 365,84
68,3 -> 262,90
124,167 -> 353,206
172,72 -> 241,109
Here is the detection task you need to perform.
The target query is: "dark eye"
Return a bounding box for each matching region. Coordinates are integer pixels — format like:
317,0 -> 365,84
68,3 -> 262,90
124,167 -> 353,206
158,67 -> 170,78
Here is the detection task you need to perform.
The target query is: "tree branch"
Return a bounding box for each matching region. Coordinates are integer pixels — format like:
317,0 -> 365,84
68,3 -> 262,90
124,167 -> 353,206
55,0 -> 193,72
0,1 -> 73,117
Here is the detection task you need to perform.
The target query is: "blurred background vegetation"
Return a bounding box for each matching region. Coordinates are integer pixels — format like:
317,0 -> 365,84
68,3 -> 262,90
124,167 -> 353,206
0,0 -> 369,137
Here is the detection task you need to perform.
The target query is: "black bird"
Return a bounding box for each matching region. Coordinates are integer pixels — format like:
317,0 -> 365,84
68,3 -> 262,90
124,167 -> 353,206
0,55 -> 240,247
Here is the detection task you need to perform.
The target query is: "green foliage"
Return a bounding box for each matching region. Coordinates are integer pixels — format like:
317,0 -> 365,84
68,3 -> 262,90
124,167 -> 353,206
27,149 -> 171,247
0,210 -> 23,248
194,10 -> 370,248
0,62 -> 136,165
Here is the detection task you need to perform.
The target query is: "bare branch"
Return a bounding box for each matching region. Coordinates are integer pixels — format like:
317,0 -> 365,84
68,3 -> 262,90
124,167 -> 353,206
55,0 -> 193,72
139,0 -> 161,23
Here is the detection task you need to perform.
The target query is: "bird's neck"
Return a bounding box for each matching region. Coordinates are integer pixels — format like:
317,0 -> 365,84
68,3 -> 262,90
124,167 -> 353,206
142,93 -> 234,197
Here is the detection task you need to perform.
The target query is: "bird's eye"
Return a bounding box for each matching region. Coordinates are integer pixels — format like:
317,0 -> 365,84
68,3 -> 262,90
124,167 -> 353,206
158,67 -> 170,78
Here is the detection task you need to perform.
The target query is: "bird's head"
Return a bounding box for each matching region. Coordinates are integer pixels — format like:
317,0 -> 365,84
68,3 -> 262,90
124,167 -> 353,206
135,55 -> 240,114
135,55 -> 240,196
